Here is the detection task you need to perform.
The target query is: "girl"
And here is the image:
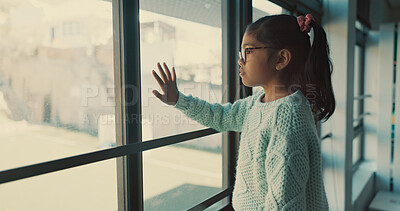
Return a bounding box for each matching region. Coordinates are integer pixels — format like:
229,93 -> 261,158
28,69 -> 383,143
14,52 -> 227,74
152,14 -> 334,211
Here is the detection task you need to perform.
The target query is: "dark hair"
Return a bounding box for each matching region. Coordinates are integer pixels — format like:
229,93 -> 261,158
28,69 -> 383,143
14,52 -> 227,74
245,14 -> 335,123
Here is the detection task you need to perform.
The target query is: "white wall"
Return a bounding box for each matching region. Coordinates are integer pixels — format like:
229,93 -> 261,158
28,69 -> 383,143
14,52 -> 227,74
376,23 -> 396,192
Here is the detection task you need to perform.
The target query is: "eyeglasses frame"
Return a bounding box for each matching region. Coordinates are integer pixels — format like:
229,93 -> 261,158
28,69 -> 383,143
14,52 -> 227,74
238,46 -> 276,64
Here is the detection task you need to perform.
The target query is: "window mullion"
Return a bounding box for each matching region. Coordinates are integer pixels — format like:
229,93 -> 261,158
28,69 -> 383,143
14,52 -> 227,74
118,0 -> 143,210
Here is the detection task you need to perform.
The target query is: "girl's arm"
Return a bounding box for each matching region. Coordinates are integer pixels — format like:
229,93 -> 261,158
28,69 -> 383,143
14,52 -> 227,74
152,62 -> 250,132
173,91 -> 251,132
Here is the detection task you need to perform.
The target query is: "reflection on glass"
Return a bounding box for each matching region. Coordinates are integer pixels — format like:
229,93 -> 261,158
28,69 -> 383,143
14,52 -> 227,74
0,0 -> 115,169
0,159 -> 117,211
143,133 -> 223,211
139,0 -> 222,147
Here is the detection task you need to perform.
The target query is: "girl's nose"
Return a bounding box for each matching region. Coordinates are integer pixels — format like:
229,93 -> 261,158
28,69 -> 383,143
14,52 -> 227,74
238,58 -> 244,67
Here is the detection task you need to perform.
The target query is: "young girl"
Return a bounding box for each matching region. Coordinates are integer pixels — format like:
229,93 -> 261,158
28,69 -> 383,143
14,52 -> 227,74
152,14 -> 334,211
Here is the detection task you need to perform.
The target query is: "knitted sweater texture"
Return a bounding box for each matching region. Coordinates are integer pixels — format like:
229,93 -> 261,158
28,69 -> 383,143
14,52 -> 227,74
173,89 -> 329,211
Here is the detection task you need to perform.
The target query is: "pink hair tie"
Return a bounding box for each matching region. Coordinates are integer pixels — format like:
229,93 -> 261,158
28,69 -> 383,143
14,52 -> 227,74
297,14 -> 315,33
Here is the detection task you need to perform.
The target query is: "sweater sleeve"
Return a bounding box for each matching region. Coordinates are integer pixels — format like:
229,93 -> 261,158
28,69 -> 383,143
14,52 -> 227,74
173,91 -> 252,132
264,104 -> 310,210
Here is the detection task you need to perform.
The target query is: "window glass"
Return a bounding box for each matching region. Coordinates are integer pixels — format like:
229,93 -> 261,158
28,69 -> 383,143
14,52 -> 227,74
139,0 -> 223,144
354,45 -> 362,127
139,2 -> 224,209
143,133 -> 224,210
355,20 -> 363,31
253,0 -> 284,22
353,134 -> 362,165
0,159 -> 117,211
0,0 -> 116,171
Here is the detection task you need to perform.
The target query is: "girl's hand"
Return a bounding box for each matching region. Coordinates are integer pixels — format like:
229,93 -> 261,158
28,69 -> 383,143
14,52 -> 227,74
152,62 -> 179,105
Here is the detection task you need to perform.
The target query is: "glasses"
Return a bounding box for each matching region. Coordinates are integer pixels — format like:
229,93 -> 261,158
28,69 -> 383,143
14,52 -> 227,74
238,46 -> 275,64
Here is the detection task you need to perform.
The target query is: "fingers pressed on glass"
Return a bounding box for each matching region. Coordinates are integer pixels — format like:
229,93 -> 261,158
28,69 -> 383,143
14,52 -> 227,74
152,90 -> 162,99
157,62 -> 168,83
152,70 -> 165,88
172,67 -> 176,82
163,62 -> 172,81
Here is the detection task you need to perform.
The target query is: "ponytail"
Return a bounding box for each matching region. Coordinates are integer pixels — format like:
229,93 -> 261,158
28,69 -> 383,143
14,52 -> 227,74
304,21 -> 335,123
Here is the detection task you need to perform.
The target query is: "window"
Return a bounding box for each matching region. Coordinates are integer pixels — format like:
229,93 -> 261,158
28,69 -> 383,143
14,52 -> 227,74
353,45 -> 363,127
139,1 -> 224,209
140,1 -> 223,141
0,0 -> 116,209
253,0 -> 285,22
0,159 -> 117,210
353,134 -> 362,165
352,31 -> 367,168
143,133 -> 224,210
0,0 -> 115,165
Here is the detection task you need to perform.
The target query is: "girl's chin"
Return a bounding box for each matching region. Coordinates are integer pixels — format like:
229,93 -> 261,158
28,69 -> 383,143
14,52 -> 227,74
240,76 -> 257,87
241,80 -> 253,87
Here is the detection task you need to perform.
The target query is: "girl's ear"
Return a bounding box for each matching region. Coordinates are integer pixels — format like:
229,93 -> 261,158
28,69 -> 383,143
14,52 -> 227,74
275,49 -> 291,71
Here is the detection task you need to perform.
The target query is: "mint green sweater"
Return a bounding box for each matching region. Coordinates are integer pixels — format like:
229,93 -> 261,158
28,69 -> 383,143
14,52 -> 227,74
173,89 -> 329,210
